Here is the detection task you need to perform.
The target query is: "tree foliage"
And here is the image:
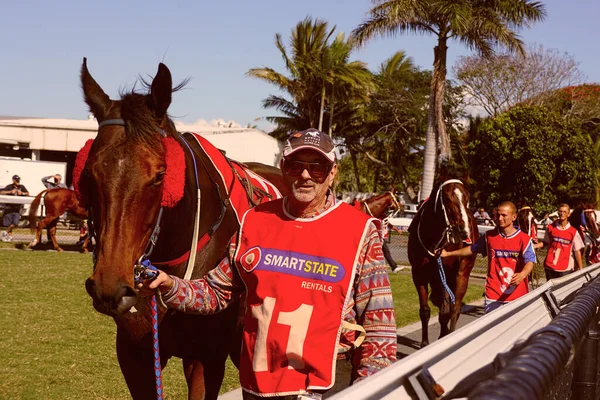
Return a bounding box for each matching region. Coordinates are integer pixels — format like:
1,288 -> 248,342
352,0 -> 546,199
246,16 -> 373,140
468,105 -> 599,213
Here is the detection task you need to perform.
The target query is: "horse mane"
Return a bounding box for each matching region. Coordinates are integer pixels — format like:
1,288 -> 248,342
569,203 -> 596,230
117,78 -> 189,144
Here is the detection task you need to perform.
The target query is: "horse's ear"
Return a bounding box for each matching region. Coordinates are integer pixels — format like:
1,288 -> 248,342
81,58 -> 111,120
149,63 -> 172,121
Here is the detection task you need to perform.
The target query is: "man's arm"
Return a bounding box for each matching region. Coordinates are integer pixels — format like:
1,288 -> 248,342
441,234 -> 487,259
145,235 -> 243,314
0,186 -> 15,195
17,185 -> 29,196
572,233 -> 585,271
440,246 -> 474,258
350,222 -> 397,381
511,240 -> 537,285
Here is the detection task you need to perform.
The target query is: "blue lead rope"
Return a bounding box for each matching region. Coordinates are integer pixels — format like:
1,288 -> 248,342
134,259 -> 164,400
437,256 -> 455,305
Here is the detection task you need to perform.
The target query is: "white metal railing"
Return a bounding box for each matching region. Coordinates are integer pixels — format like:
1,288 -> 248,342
329,264 -> 600,399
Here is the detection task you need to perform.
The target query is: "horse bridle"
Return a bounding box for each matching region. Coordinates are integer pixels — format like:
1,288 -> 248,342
362,191 -> 401,218
417,179 -> 466,257
92,119 -> 231,281
519,206 -> 534,236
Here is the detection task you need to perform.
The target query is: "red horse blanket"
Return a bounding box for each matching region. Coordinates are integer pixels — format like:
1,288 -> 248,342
188,133 -> 282,223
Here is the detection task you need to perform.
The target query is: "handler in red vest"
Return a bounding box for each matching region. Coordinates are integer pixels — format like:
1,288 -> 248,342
440,201 -> 536,314
533,203 -> 583,280
143,128 -> 397,399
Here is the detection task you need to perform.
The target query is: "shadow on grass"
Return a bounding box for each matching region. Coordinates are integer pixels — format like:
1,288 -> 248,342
14,242 -> 88,253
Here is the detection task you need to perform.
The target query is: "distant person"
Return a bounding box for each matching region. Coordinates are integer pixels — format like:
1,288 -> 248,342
0,175 -> 30,242
76,220 -> 89,246
42,174 -> 68,189
473,207 -> 491,220
441,201 -> 536,313
542,213 -> 552,227
381,217 -> 404,273
534,203 -> 583,280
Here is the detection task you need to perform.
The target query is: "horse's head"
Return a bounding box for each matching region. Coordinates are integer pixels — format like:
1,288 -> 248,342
517,206 -> 535,235
363,191 -> 403,219
432,179 -> 472,246
80,58 -> 180,316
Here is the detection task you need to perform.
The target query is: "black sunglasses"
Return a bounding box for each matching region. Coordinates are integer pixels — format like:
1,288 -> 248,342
283,160 -> 332,180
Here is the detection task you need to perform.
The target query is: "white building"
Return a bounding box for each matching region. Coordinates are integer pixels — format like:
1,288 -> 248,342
0,116 -> 283,187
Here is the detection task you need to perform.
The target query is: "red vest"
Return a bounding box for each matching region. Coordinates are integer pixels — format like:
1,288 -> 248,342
544,223 -> 578,271
484,229 -> 531,301
234,199 -> 373,396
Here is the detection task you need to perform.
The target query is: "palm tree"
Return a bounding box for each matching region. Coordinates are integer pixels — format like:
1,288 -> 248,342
246,17 -> 335,139
318,33 -> 374,134
352,0 -> 546,198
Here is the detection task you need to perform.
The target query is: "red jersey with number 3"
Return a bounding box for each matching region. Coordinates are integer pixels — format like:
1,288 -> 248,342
484,229 -> 531,301
545,223 -> 578,271
234,199 -> 373,396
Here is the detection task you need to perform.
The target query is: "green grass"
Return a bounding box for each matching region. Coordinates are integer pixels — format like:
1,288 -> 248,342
0,250 -> 483,399
389,272 -> 484,327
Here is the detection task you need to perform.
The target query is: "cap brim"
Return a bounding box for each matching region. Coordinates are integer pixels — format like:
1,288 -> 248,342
283,145 -> 335,162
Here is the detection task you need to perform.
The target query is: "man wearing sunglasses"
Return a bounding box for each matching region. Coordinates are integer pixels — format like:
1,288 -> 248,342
143,129 -> 397,399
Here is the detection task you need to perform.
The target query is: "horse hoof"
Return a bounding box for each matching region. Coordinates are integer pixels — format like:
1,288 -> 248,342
420,341 -> 429,348
56,248 -> 64,253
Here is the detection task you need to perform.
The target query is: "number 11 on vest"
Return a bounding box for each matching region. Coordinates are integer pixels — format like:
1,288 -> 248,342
251,297 -> 314,372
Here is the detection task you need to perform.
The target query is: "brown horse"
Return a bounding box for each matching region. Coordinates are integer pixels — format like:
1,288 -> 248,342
27,188 -> 89,252
79,59 -> 288,400
353,190 -> 403,219
517,206 -> 538,243
407,179 -> 477,348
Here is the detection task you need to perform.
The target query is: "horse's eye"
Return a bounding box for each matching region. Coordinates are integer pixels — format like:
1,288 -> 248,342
153,171 -> 166,186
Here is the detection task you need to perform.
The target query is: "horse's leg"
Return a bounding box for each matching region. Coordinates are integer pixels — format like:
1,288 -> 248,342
48,221 -> 62,252
82,236 -> 89,253
447,257 -> 475,334
183,359 -> 207,400
412,268 -> 431,348
29,216 -> 52,247
116,327 -> 162,400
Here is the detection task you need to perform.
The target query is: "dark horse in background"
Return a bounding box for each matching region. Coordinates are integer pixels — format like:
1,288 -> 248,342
80,60 -> 288,399
516,206 -> 538,244
568,203 -> 600,264
408,179 -> 477,348
27,188 -> 89,252
353,190 -> 403,219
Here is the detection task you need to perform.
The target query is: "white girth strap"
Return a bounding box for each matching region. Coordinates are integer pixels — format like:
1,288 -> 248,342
184,188 -> 202,280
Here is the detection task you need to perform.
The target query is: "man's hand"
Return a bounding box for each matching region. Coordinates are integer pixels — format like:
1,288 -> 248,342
137,270 -> 174,296
510,272 -> 527,286
10,188 -> 17,195
439,249 -> 448,258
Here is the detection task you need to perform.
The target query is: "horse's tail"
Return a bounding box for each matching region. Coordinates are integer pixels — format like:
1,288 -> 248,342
28,190 -> 48,232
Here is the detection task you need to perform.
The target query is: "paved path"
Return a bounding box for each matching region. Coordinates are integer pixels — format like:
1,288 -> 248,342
218,296 -> 486,399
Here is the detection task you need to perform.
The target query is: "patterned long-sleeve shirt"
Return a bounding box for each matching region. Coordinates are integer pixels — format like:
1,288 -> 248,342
162,195 -> 397,381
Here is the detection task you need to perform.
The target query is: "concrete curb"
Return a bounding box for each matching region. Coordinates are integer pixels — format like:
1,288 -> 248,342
218,387 -> 242,400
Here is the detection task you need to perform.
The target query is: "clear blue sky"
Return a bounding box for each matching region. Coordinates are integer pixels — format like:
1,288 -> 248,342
2,1 -> 598,131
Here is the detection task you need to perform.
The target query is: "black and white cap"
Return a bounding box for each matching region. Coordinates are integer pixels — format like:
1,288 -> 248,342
282,129 -> 336,162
